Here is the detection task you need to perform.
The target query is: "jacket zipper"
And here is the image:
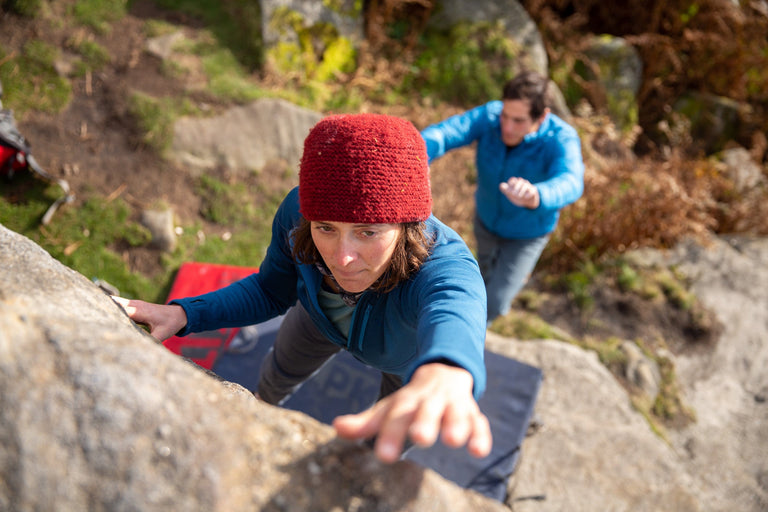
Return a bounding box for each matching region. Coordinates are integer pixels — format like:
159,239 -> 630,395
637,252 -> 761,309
349,296 -> 373,353
492,145 -> 512,228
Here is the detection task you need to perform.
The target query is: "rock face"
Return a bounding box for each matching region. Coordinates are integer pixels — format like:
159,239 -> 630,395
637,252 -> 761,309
488,337 -> 702,511
490,234 -> 768,511
649,236 -> 768,512
2,225 -> 766,511
170,98 -> 322,176
0,224 -> 506,512
427,0 -> 548,75
259,0 -> 364,47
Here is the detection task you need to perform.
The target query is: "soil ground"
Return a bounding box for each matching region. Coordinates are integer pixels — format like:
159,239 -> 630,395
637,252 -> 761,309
0,4 -> 719,355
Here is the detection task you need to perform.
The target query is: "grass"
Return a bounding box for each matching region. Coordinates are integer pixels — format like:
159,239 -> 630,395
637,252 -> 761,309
559,259 -> 600,311
127,91 -> 201,153
0,174 -> 159,300
172,223 -> 271,268
632,343 -> 697,440
196,174 -> 262,226
616,260 -> 640,292
153,175 -> 284,284
654,268 -> 695,310
3,0 -> 44,17
71,38 -> 111,73
538,253 -> 699,317
0,40 -> 72,114
489,309 -> 574,342
150,0 -> 264,71
127,92 -> 177,153
199,46 -> 267,103
72,0 -> 127,33
0,170 -> 282,302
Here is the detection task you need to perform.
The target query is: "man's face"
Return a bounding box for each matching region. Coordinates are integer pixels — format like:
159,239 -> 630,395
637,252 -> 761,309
500,99 -> 544,146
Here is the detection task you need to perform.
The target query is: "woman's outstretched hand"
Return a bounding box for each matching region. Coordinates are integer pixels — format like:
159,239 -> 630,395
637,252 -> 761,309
112,296 -> 188,342
332,362 -> 492,464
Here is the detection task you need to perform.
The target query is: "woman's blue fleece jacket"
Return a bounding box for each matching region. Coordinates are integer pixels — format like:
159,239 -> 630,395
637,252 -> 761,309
421,101 -> 585,239
170,187 -> 488,400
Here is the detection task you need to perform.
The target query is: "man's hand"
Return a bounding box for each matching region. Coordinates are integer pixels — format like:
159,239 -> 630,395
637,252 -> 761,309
332,362 -> 492,464
500,177 -> 540,209
112,296 -> 187,341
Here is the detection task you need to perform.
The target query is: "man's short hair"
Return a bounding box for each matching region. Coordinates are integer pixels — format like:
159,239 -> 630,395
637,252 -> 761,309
502,70 -> 550,119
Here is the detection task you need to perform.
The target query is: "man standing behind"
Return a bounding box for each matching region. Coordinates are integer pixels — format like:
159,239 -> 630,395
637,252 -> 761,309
421,70 -> 585,323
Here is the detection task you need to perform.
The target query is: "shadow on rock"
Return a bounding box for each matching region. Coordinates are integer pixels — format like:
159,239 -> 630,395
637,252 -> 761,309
263,440 -> 425,511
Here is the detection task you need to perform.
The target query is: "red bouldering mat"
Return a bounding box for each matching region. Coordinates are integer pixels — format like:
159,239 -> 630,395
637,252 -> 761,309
163,262 -> 259,369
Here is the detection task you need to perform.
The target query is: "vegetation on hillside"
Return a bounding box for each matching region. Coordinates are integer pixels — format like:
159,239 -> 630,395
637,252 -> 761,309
521,0 -> 768,154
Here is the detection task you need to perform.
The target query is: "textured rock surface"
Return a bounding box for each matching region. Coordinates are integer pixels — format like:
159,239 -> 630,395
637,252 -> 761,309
0,224 -> 506,512
492,234 -> 768,511
170,98 -> 321,176
488,336 -> 701,511
2,226 -> 766,511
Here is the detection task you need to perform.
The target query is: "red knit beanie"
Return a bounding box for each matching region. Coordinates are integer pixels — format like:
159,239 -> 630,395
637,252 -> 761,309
299,113 -> 432,224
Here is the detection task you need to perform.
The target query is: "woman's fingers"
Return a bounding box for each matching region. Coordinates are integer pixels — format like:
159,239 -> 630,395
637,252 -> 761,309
332,364 -> 494,464
334,401 -> 406,463
408,392 -> 446,447
467,411 -> 493,458
333,406 -> 383,440
440,403 -> 473,448
373,397 -> 422,463
111,295 -> 137,317
110,298 -> 186,341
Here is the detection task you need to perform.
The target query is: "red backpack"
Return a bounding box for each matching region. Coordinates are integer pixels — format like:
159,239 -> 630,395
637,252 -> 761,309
0,108 -> 30,178
1,90 -> 74,224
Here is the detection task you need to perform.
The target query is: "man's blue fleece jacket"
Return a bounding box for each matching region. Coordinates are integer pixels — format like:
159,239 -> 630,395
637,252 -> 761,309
421,101 -> 584,239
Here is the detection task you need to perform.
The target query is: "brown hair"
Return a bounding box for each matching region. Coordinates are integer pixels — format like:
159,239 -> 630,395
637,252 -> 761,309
502,70 -> 550,120
291,218 -> 434,293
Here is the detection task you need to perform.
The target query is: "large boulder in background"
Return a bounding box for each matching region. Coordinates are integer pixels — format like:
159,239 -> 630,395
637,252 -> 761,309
629,235 -> 768,512
170,98 -> 321,176
494,234 -> 768,511
428,0 -> 548,75
671,92 -> 747,155
487,335 -> 701,511
0,223 -> 506,512
259,0 -> 362,81
582,34 -> 643,132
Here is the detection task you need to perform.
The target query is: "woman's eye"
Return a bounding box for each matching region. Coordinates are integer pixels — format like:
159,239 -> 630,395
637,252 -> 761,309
360,230 -> 376,238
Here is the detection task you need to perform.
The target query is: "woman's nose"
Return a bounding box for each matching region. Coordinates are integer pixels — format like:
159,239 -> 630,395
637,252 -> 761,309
334,238 -> 357,266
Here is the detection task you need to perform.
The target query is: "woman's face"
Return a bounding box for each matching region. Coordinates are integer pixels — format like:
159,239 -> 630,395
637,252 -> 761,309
310,221 -> 402,293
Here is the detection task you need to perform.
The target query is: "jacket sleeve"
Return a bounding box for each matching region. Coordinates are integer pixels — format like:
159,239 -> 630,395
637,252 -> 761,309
421,102 -> 500,163
535,128 -> 585,211
170,188 -> 301,334
404,224 -> 488,400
